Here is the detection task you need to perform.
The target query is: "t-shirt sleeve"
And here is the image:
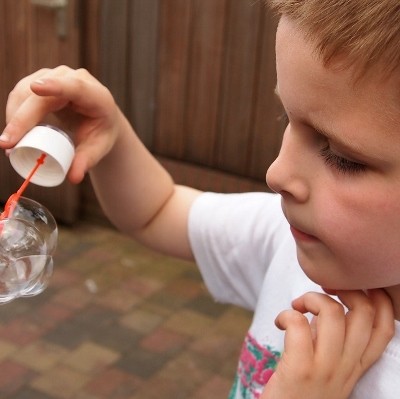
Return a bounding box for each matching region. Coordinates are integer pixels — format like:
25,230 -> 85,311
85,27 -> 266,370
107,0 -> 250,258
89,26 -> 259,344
188,191 -> 289,310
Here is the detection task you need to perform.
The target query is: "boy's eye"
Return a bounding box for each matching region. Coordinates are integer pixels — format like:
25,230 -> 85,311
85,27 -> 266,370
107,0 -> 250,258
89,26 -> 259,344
319,145 -> 366,174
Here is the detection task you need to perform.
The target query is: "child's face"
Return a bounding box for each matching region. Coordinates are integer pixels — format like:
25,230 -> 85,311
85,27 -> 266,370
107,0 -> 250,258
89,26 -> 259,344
267,17 -> 400,292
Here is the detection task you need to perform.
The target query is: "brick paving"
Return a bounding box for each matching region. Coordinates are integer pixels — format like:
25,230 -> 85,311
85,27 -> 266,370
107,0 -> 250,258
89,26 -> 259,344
0,223 -> 252,398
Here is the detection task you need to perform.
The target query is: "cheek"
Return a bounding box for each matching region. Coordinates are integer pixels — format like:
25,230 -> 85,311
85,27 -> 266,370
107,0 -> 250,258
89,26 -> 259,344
314,189 -> 400,284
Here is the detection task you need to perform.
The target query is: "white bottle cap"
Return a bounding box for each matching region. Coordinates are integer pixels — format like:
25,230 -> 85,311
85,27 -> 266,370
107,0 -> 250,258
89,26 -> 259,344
9,125 -> 75,187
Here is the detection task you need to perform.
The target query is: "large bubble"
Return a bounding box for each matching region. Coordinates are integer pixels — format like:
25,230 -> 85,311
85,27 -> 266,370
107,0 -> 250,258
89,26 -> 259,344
0,197 -> 57,303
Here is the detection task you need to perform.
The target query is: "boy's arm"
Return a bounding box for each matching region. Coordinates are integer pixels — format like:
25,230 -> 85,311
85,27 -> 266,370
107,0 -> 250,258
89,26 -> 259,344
88,109 -> 201,259
261,289 -> 395,399
1,66 -> 201,260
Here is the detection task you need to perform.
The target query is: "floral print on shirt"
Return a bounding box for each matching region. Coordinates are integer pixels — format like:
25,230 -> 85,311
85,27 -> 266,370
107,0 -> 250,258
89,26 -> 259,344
229,332 -> 281,399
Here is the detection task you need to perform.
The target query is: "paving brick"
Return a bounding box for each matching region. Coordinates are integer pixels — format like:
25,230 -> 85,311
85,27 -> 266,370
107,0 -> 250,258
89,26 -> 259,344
0,360 -> 36,395
11,387 -> 54,399
127,375 -> 194,399
115,348 -> 170,378
51,267 -> 82,288
186,294 -> 228,317
84,367 -> 143,397
94,288 -> 141,312
53,286 -> 93,310
192,375 -> 233,399
213,306 -> 252,338
163,309 -> 214,337
63,341 -> 120,374
13,340 -> 68,372
30,365 -> 90,398
156,351 -> 213,395
0,338 -> 18,361
190,330 -> 243,361
147,290 -> 189,311
91,322 -> 141,353
121,276 -> 163,299
35,301 -> 74,325
164,277 -> 204,300
119,308 -> 163,334
140,326 -> 189,355
70,393 -> 101,399
0,223 -> 252,398
0,318 -> 48,346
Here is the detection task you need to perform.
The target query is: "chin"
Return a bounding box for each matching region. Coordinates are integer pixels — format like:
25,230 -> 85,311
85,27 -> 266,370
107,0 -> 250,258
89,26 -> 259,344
296,248 -> 357,289
297,255 -> 342,289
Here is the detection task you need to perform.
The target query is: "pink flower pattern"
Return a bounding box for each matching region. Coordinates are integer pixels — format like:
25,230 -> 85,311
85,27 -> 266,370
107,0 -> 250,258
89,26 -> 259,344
229,333 -> 281,399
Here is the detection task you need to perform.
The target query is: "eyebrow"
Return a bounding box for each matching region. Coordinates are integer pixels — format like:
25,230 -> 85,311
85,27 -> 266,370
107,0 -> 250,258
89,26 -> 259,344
309,118 -> 381,163
274,85 -> 376,161
310,122 -> 343,145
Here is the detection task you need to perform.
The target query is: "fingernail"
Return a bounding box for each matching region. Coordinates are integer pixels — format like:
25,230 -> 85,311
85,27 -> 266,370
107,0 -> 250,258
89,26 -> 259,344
0,132 -> 10,142
33,78 -> 47,85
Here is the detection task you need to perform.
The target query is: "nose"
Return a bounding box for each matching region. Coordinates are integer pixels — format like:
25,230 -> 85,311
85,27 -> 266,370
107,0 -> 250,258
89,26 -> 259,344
266,126 -> 310,203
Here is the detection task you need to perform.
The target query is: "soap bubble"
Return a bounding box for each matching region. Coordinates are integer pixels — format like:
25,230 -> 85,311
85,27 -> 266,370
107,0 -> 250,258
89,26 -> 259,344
11,197 -> 58,255
18,255 -> 54,297
0,197 -> 57,303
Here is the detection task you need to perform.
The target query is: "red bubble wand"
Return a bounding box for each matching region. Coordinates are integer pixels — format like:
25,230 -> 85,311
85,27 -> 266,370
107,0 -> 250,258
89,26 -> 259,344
0,153 -> 47,220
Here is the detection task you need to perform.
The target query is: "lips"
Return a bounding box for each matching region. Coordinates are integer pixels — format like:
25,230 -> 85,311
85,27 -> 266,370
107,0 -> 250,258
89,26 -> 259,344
281,200 -> 319,242
290,225 -> 319,242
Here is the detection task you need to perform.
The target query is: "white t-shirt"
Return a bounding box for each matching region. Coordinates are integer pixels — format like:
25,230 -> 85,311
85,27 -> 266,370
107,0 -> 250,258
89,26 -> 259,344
188,192 -> 400,399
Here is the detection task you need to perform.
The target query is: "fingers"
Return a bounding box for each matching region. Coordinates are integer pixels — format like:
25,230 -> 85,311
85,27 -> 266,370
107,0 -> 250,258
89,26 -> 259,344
291,292 -> 346,367
2,66 -> 120,184
67,129 -> 113,184
275,292 -> 347,370
4,67 -> 68,143
275,309 -> 315,365
30,72 -> 115,116
6,68 -> 51,119
333,289 -> 394,375
3,66 -> 114,148
350,289 -> 394,370
335,290 -> 376,362
67,150 -> 89,184
278,289 -> 394,384
3,93 -> 69,146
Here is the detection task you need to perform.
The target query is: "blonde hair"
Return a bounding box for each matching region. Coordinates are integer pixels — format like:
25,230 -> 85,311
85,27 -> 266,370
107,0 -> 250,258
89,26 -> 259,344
266,0 -> 400,79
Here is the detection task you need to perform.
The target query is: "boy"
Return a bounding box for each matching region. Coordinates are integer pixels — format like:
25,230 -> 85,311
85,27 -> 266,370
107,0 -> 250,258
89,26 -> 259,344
1,0 -> 398,398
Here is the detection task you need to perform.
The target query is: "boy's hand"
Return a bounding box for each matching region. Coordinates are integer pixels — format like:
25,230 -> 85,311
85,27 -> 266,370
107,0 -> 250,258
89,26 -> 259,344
261,289 -> 394,399
2,66 -> 122,184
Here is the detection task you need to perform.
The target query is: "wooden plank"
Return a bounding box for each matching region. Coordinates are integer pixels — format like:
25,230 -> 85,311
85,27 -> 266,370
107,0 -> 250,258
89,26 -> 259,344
0,1 -> 7,122
29,0 -> 81,71
99,0 -> 129,111
159,156 -> 268,194
215,0 -> 262,175
154,0 -> 192,158
0,1 -> 9,203
81,0 -> 101,76
0,0 -> 31,203
3,0 -> 30,86
127,0 -> 159,148
183,0 -> 228,165
248,8 -> 284,180
0,0 -> 82,223
24,0 -> 81,223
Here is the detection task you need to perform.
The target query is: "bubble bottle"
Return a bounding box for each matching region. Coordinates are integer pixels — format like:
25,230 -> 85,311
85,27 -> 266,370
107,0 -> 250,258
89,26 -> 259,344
0,125 -> 74,303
